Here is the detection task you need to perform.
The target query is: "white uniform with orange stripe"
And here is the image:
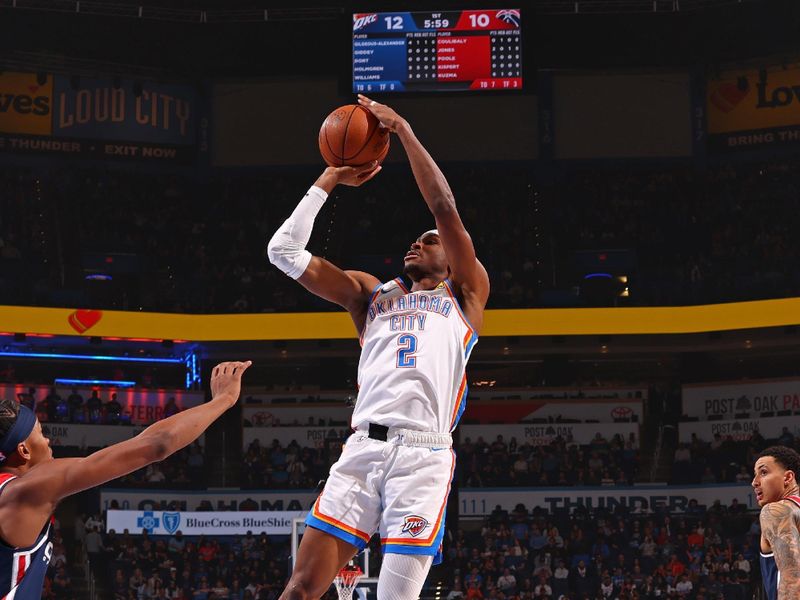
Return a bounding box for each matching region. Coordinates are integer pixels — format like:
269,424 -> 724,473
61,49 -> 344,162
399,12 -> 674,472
305,277 -> 477,559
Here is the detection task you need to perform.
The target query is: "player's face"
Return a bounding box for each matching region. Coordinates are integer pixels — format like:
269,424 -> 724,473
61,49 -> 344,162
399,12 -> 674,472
24,420 -> 53,466
403,232 -> 448,280
752,456 -> 791,507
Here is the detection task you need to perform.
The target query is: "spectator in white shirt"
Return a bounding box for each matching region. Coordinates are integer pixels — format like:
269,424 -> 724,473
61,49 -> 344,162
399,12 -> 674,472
673,445 -> 691,464
674,574 -> 693,596
496,568 -> 516,593
735,553 -> 751,574
85,513 -> 103,533
533,574 -> 552,597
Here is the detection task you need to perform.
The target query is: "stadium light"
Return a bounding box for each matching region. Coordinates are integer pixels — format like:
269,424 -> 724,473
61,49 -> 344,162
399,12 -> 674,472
54,378 -> 136,387
0,351 -> 182,364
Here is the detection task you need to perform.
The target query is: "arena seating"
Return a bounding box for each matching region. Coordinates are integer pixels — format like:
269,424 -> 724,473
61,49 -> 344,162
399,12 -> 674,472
85,497 -> 759,599
673,427 -> 799,485
3,159 -> 800,312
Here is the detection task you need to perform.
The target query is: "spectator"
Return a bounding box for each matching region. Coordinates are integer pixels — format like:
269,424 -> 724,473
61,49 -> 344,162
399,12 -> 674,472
496,568 -> 516,594
164,396 -> 181,418
17,387 -> 35,411
43,387 -> 61,422
87,390 -> 102,423
85,514 -> 104,534
532,574 -> 551,597
465,581 -> 483,600
779,426 -> 795,446
105,392 -> 123,424
168,531 -> 186,555
85,526 -> 104,561
67,387 -> 85,423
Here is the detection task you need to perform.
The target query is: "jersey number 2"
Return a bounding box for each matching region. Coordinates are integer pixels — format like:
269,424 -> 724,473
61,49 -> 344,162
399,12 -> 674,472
396,334 -> 418,368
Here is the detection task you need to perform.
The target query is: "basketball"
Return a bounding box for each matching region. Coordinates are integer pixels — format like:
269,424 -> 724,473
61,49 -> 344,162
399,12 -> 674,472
318,104 -> 390,168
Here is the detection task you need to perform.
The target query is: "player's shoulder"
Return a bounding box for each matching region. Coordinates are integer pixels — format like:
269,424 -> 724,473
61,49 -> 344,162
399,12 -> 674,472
344,270 -> 382,293
785,495 -> 800,512
0,472 -> 18,498
761,497 -> 800,521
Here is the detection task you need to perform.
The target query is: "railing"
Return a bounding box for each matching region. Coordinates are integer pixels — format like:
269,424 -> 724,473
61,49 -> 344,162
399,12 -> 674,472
0,0 -> 763,22
84,555 -> 97,600
649,424 -> 664,482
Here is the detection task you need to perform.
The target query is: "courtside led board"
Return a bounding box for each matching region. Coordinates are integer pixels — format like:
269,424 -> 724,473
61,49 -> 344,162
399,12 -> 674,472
352,9 -> 522,93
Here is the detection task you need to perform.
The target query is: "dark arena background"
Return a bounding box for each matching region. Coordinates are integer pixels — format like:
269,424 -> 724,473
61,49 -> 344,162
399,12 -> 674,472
1,0 -> 800,598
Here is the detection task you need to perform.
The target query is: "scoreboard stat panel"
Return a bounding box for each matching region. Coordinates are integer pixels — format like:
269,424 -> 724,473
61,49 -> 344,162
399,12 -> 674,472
353,9 -> 522,93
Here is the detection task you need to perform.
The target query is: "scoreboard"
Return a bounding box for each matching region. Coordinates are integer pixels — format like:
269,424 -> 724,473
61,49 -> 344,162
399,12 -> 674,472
352,9 -> 522,93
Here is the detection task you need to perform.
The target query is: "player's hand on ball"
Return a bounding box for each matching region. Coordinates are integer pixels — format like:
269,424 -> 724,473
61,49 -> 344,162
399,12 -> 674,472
326,161 -> 382,187
358,95 -> 406,132
210,361 -> 252,407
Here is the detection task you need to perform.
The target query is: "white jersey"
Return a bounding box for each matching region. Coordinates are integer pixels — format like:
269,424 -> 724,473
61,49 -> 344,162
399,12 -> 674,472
351,277 -> 478,434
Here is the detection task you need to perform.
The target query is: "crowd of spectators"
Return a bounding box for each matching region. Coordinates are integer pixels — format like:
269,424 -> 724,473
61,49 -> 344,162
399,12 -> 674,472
542,160 -> 800,307
242,438 -> 337,490
90,523 -> 291,599
458,434 -> 639,488
14,386 -> 183,426
83,496 -> 760,600
40,518 -> 71,600
2,158 -> 800,312
442,499 -> 759,600
672,425 -> 799,485
113,441 -> 207,489
240,431 -> 640,490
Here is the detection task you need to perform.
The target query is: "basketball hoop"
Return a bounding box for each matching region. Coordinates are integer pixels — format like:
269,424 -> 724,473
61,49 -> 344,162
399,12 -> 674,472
333,565 -> 363,600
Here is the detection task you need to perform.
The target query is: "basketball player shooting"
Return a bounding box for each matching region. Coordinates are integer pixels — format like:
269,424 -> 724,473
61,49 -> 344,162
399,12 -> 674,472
268,95 -> 490,600
0,361 -> 251,599
753,445 -> 800,599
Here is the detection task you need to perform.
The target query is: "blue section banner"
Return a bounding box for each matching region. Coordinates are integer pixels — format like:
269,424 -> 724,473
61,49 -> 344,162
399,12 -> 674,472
0,73 -> 199,164
53,77 -> 196,144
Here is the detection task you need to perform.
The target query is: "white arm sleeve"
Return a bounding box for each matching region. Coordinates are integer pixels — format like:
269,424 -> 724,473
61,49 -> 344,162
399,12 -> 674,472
267,185 -> 328,279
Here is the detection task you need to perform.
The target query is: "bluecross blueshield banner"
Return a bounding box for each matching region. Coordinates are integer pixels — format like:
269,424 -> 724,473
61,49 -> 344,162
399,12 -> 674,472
107,510 -> 306,536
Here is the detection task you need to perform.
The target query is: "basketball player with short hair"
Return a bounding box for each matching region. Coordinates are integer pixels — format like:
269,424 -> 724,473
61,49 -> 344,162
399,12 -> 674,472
269,95 -> 490,600
752,445 -> 800,599
0,361 -> 251,599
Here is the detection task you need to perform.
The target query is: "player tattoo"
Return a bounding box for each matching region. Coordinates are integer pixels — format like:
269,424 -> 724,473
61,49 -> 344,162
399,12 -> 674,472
761,501 -> 800,597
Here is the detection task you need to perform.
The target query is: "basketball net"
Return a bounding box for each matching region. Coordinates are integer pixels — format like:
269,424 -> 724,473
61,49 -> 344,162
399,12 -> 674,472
333,565 -> 363,600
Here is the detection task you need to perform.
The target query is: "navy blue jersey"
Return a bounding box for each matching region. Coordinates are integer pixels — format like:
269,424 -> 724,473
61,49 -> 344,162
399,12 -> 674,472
0,474 -> 53,599
761,495 -> 800,600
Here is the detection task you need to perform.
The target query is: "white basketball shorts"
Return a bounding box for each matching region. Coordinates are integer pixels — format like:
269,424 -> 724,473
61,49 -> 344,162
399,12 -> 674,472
305,427 -> 455,557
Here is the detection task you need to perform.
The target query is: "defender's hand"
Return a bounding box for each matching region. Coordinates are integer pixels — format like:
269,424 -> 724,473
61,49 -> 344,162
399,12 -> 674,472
358,94 -> 406,133
210,361 -> 252,407
324,162 -> 381,187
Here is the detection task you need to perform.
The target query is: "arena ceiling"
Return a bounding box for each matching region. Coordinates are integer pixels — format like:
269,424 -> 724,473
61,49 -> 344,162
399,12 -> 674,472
0,0 -> 796,79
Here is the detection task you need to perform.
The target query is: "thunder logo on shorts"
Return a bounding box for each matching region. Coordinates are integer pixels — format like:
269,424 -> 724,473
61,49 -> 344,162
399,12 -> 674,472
401,515 -> 429,538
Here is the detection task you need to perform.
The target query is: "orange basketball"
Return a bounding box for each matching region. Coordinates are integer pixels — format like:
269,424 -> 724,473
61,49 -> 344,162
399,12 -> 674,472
318,104 -> 390,167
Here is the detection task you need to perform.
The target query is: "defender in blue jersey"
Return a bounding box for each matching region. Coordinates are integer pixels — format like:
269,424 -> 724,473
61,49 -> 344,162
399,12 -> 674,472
0,361 -> 251,599
753,446 -> 800,600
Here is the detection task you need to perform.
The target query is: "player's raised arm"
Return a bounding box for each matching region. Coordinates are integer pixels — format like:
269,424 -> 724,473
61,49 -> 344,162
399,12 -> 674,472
760,500 -> 800,597
358,94 -> 489,328
0,361 -> 251,547
267,165 -> 382,323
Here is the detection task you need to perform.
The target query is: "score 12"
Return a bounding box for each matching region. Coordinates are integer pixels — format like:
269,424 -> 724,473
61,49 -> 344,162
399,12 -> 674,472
384,15 -> 404,29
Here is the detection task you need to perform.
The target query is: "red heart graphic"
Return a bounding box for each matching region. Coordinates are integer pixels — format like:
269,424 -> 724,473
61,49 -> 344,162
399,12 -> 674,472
28,85 -> 39,94
67,309 -> 103,334
710,82 -> 748,113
